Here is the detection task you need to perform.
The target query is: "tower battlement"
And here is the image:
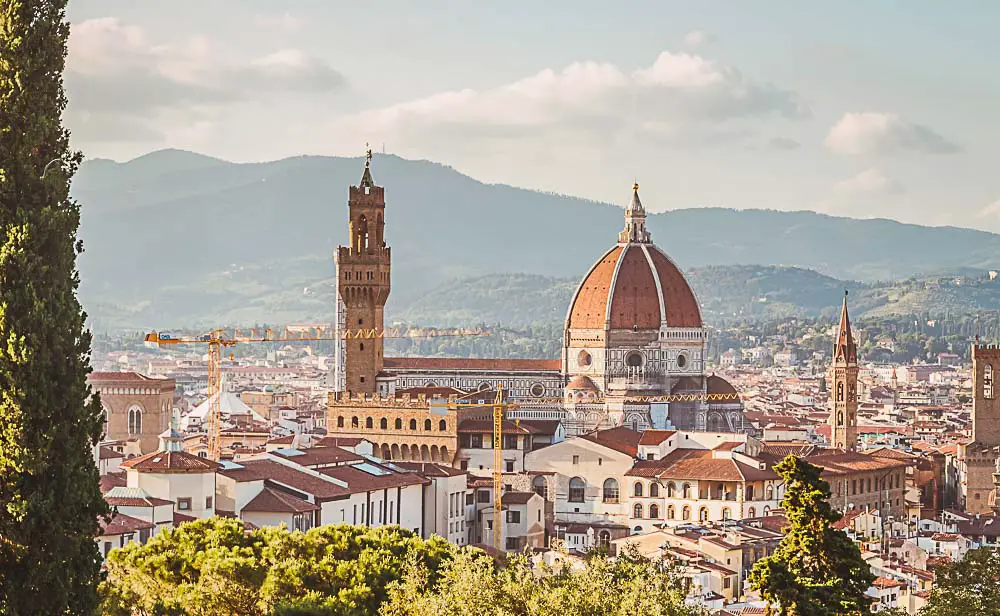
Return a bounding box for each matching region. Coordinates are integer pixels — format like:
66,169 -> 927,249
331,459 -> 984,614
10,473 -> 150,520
974,343 -> 1000,358
972,342 -> 1000,447
348,185 -> 385,204
328,391 -> 434,409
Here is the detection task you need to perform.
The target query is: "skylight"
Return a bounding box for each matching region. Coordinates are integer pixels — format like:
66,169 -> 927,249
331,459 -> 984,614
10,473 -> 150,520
354,462 -> 392,476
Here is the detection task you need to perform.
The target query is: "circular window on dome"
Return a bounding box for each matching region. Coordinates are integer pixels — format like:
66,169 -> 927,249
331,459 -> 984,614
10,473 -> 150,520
578,350 -> 592,367
626,352 -> 644,368
677,353 -> 688,369
530,383 -> 545,397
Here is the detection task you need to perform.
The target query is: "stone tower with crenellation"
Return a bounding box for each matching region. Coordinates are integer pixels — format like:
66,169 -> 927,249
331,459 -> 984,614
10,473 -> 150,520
334,149 -> 390,394
963,343 -> 1000,513
830,292 -> 858,451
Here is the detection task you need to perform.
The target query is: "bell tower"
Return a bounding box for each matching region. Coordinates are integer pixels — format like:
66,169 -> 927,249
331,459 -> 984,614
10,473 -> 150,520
830,291 -> 858,451
335,147 -> 391,394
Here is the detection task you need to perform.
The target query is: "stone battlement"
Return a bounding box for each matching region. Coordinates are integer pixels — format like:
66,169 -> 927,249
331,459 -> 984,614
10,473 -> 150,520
974,343 -> 1000,359
329,391 -> 469,409
349,185 -> 385,204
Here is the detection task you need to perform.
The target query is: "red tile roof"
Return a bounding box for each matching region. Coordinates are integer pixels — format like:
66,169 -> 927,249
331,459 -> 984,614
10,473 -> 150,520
569,246 -> 623,329
99,472 -> 127,494
384,357 -> 560,372
173,512 -> 197,525
319,464 -> 430,492
609,244 -> 661,330
222,459 -> 348,500
99,446 -> 126,460
638,430 -> 676,446
566,375 -> 599,391
501,491 -> 538,505
392,462 -> 467,478
580,426 -> 641,456
89,371 -> 160,382
707,375 -> 737,396
242,486 -> 319,514
271,446 -> 364,468
120,450 -> 220,474
99,512 -> 155,536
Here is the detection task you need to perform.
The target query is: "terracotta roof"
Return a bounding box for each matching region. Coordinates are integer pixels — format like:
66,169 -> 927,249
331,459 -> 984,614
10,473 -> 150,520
267,435 -> 295,445
174,512 -> 197,525
707,375 -> 737,396
89,371 -> 165,383
99,472 -> 127,494
319,463 -> 430,492
392,461 -> 467,478
501,491 -> 538,505
314,436 -> 365,448
957,514 -> 1000,537
99,446 -> 126,460
222,459 -> 348,500
242,486 -> 320,514
384,357 -> 560,372
627,449 -> 774,482
120,450 -> 220,474
271,446 -> 364,468
671,376 -> 701,393
566,243 -> 702,331
104,486 -> 173,508
566,375 -> 599,391
805,449 -> 909,475
638,430 -> 676,446
873,577 -> 904,589
580,426 -> 641,456
99,512 -> 155,536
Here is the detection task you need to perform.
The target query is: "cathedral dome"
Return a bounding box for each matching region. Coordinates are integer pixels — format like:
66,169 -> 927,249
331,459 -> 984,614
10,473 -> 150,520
566,185 -> 701,331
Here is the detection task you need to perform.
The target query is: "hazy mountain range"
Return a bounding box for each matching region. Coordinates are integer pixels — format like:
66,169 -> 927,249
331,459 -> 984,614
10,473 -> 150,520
73,150 -> 1000,330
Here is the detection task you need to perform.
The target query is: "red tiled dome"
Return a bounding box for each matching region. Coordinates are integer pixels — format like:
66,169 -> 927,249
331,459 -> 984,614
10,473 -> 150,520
566,375 -> 599,391
566,243 -> 701,330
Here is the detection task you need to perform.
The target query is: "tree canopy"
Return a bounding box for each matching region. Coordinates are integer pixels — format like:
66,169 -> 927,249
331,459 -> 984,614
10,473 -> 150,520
0,1 -> 108,613
381,543 -> 704,616
99,518 -> 453,616
919,547 -> 1000,616
748,455 -> 874,616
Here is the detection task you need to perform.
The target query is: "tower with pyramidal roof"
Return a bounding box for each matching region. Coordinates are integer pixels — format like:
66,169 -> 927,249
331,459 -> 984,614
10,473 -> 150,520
830,291 -> 858,451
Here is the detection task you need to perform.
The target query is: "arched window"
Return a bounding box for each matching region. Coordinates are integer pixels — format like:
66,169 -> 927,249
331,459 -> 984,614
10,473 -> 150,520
569,477 -> 586,503
424,419 -> 432,431
409,419 -> 417,430
532,476 -> 547,499
351,416 -> 359,428
649,504 -> 660,519
748,507 -> 756,518
102,408 -> 109,437
649,483 -> 659,498
337,416 -> 344,428
127,406 -> 142,435
395,418 -> 402,430
765,485 -> 774,500
699,507 -> 709,522
682,483 -> 691,499
666,482 -> 676,497
598,530 -> 611,547
366,417 -> 373,429
633,503 -> 643,519
380,418 -> 388,429
763,506 -> 771,516
634,482 -> 644,497
682,506 -> 691,521
439,419 -> 447,431
667,505 -> 676,519
722,508 -> 731,520
603,478 -> 620,503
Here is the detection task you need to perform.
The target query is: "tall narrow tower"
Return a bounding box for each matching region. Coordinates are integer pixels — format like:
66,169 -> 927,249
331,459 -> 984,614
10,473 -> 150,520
335,148 -> 391,394
830,291 -> 858,451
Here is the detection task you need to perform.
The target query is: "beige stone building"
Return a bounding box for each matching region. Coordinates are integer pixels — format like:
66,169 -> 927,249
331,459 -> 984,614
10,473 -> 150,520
959,343 -> 1000,513
89,371 -> 175,454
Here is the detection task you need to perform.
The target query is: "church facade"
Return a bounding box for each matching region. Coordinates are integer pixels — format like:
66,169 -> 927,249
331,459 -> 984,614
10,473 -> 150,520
328,156 -> 746,455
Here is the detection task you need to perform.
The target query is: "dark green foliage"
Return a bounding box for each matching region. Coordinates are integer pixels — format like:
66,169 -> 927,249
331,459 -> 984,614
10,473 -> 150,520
99,518 -> 454,616
0,1 -> 108,614
748,455 -> 874,616
920,547 -> 1000,616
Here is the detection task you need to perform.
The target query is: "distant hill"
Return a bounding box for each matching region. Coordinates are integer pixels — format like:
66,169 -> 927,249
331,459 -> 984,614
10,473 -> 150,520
73,149 -> 1000,329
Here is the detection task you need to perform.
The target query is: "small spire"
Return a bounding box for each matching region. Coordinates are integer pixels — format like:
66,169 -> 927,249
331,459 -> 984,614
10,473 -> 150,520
359,142 -> 375,188
619,180 -> 650,244
834,292 -> 857,364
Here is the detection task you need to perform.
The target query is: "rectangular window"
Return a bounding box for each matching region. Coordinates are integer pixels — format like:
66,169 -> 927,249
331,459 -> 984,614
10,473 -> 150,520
505,460 -> 515,472
572,455 -> 580,465
506,537 -> 519,551
507,510 -> 521,524
477,490 -> 490,503
503,435 -> 518,449
205,496 -> 213,510
466,493 -> 474,505
459,434 -> 472,448
470,434 -> 483,448
460,459 -> 469,470
177,498 -> 192,511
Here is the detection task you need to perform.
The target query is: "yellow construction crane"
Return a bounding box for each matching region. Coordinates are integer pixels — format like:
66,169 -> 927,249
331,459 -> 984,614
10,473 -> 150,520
438,388 -> 744,551
145,326 -> 487,460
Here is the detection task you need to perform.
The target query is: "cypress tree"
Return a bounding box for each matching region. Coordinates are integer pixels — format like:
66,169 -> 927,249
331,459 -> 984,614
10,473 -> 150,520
0,1 -> 108,614
748,455 -> 874,616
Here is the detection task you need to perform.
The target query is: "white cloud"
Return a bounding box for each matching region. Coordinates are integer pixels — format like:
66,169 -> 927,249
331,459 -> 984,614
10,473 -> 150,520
252,12 -> 305,32
980,200 -> 1000,219
335,51 -> 803,149
825,112 -> 959,155
834,168 -> 904,195
683,30 -> 712,46
65,18 -> 344,143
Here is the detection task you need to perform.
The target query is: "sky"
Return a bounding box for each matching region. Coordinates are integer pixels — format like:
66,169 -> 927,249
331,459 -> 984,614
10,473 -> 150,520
64,1 -> 1000,232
